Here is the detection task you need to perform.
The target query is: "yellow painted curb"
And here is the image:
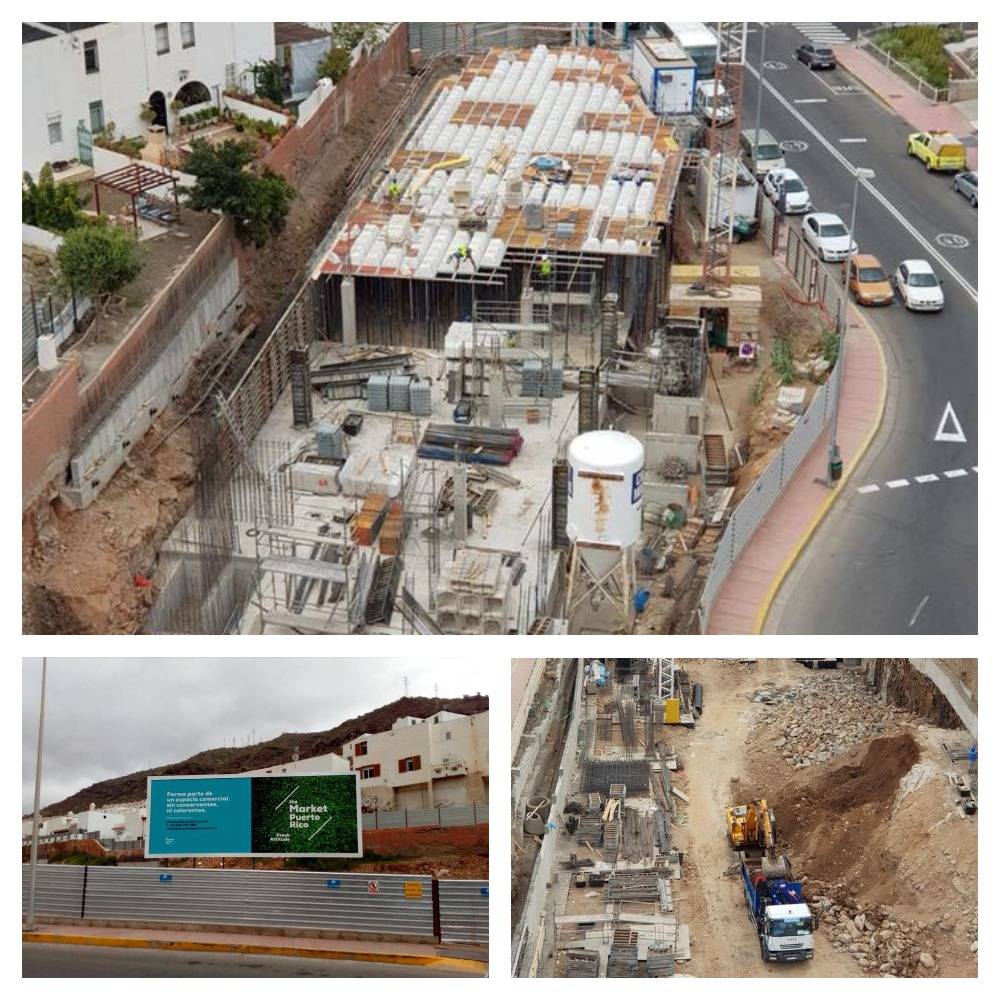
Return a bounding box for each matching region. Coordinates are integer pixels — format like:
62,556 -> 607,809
22,932 -> 487,974
752,310 -> 889,634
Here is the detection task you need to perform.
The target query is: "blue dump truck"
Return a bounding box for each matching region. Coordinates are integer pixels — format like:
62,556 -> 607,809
741,858 -> 816,963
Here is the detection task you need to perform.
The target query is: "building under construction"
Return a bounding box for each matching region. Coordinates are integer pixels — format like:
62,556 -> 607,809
143,36 -> 751,637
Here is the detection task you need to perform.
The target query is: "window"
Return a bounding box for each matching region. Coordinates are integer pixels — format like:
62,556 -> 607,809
360,764 -> 380,779
398,755 -> 421,773
155,23 -> 169,55
84,39 -> 99,73
47,115 -> 62,145
181,22 -> 195,48
355,740 -> 368,756
88,100 -> 105,133
445,731 -> 452,741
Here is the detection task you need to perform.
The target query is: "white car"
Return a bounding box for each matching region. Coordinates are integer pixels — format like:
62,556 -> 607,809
800,212 -> 858,261
763,168 -> 812,214
892,259 -> 944,312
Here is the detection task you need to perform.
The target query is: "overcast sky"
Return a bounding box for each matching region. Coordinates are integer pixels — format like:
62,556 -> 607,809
22,658 -> 491,813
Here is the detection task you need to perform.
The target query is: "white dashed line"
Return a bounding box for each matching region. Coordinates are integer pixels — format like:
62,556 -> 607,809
794,98 -> 828,104
858,466 -> 977,495
839,137 -> 868,144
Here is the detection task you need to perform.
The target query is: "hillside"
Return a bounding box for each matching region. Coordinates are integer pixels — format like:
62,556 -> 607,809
39,694 -> 488,816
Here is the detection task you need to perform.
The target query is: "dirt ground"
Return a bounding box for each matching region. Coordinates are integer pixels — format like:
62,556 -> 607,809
22,63 -> 454,635
670,659 -> 976,978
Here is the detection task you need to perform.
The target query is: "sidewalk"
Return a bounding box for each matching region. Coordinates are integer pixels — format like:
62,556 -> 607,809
706,313 -> 886,634
834,43 -> 978,170
22,922 -> 488,974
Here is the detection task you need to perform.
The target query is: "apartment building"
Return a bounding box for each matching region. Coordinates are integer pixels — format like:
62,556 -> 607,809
21,21 -> 273,175
342,710 -> 489,810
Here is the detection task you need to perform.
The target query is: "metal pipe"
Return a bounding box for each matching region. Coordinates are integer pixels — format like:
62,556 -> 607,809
752,23 -> 767,176
26,656 -> 47,932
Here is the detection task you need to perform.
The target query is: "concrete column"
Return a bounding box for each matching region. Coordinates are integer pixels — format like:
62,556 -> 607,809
453,462 -> 468,541
340,275 -> 357,347
488,368 -> 503,428
520,284 -> 534,326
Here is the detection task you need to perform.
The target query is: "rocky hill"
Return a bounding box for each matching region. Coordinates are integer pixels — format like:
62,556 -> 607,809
40,694 -> 488,816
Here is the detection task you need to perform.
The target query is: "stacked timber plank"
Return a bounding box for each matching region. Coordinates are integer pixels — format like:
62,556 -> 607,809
378,500 -> 404,555
353,494 -> 389,546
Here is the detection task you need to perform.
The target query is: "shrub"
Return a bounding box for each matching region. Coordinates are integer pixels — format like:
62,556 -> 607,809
182,139 -> 295,247
56,223 -> 143,308
873,24 -> 955,89
22,164 -> 87,232
317,46 -> 352,85
770,338 -> 796,386
822,328 -> 840,365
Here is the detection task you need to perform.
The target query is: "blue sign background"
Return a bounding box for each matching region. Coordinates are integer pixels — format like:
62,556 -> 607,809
148,777 -> 251,855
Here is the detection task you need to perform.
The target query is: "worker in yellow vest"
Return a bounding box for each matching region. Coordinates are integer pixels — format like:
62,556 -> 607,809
539,254 -> 553,286
387,178 -> 402,201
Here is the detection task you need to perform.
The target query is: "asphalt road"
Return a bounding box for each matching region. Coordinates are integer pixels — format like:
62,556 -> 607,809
737,23 -> 977,634
22,943 -> 480,977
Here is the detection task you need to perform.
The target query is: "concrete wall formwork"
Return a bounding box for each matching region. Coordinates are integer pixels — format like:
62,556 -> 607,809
513,659 -> 583,976
64,252 -> 241,508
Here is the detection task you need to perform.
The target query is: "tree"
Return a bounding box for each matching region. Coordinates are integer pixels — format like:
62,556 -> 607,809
56,223 -> 142,310
317,46 -> 351,85
331,22 -> 386,51
22,164 -> 87,232
182,139 -> 295,247
252,59 -> 286,105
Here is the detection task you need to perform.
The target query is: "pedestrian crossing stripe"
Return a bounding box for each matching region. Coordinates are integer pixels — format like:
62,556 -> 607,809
792,23 -> 851,44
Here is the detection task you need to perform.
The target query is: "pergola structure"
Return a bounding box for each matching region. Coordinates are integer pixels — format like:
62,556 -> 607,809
92,162 -> 180,231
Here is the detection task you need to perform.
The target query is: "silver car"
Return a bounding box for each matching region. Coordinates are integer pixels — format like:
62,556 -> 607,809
954,171 -> 977,207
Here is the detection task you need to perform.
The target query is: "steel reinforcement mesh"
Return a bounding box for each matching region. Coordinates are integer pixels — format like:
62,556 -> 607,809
579,758 -> 650,794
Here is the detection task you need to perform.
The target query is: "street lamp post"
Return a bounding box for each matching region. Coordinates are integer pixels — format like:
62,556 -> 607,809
26,657 -> 48,932
752,22 -> 768,176
826,166 -> 875,485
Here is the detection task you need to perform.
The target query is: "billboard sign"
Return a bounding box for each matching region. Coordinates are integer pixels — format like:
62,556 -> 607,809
146,773 -> 362,858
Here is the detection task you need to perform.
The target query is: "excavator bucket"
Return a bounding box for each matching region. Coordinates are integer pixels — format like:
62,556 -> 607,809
762,854 -> 792,879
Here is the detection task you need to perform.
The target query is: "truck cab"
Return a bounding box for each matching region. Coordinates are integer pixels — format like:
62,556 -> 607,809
759,902 -> 816,962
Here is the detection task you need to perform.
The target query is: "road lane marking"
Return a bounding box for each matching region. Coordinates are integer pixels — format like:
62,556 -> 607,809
934,401 -> 967,443
839,137 -> 868,143
794,98 -> 828,104
858,466 -> 976,494
936,233 -> 970,249
791,23 -> 851,44
908,594 -> 930,628
747,61 -> 979,302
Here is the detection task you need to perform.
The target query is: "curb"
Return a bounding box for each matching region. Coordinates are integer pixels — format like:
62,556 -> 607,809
752,309 -> 889,634
22,932 -> 487,974
833,44 -> 900,118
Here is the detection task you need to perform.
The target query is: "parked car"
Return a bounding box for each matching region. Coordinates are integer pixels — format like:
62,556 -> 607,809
795,42 -> 837,69
892,259 -> 944,312
762,167 -> 812,214
906,131 -> 967,172
801,212 -> 857,261
953,171 -> 978,207
848,255 -> 894,306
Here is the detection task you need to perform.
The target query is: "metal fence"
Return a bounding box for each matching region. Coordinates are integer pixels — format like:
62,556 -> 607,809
22,291 -> 89,376
362,803 -> 488,830
857,26 -> 978,103
22,865 -> 486,942
439,880 -> 489,943
698,230 -> 844,629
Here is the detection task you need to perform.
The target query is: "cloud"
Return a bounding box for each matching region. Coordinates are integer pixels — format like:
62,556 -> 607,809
22,658 -> 490,813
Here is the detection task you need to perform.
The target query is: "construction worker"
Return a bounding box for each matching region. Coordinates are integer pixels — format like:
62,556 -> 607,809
450,243 -> 474,269
387,177 -> 402,202
539,253 -> 553,286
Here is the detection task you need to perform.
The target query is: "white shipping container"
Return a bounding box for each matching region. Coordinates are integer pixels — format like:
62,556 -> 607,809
631,38 -> 697,115
290,462 -> 340,495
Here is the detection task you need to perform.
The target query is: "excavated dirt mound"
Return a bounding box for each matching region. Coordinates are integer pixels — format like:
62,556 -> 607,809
768,733 -> 920,894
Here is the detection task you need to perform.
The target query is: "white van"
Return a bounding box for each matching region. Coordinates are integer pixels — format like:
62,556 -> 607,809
740,128 -> 786,179
694,80 -> 735,125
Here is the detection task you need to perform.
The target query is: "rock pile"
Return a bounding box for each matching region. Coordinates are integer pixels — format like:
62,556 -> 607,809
751,668 -> 906,769
808,879 -> 942,977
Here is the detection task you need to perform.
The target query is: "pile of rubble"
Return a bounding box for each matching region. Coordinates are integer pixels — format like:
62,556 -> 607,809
808,879 -> 974,977
751,669 -> 906,769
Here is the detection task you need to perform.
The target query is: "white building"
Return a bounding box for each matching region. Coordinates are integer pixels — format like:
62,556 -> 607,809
240,751 -> 352,777
21,21 -> 274,175
21,802 -> 125,842
341,709 -> 489,810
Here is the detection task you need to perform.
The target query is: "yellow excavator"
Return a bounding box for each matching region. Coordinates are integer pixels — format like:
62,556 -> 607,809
725,799 -> 791,878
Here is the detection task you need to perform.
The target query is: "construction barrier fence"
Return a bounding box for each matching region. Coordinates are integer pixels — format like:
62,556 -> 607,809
21,865 -> 488,943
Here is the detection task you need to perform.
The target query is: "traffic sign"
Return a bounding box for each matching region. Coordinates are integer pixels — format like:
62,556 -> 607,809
368,880 -> 380,895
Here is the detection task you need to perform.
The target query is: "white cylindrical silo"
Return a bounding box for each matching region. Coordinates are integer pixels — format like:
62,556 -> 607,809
566,430 -> 645,576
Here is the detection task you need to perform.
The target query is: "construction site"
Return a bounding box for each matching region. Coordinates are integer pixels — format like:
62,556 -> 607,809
511,658 -> 978,978
25,23 -> 833,636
